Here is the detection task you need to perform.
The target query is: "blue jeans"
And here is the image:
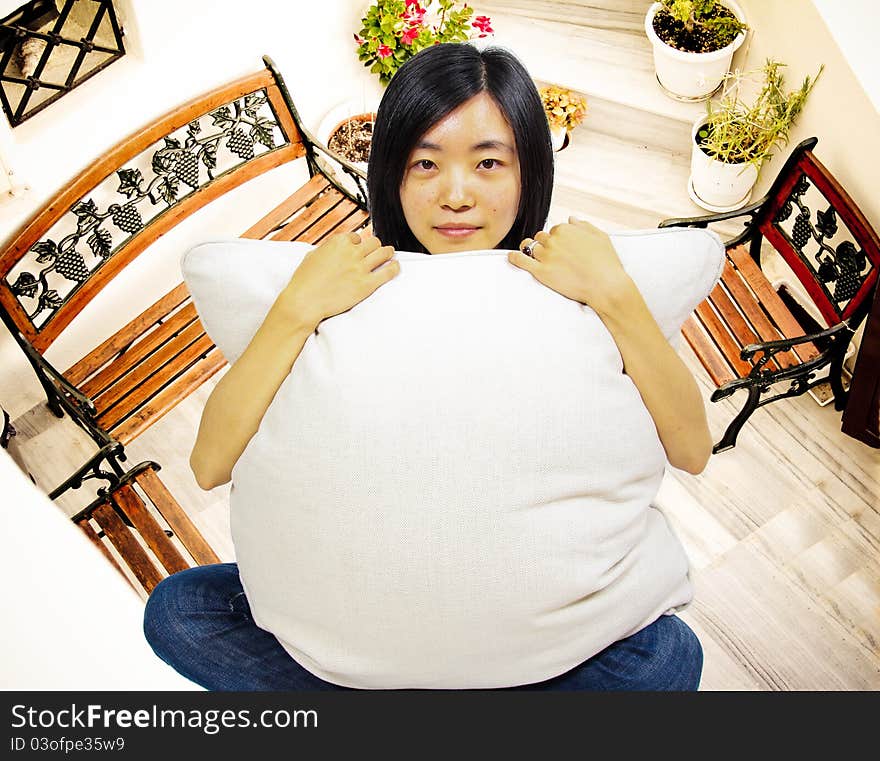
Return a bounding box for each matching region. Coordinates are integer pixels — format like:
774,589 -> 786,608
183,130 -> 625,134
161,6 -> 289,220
143,563 -> 702,691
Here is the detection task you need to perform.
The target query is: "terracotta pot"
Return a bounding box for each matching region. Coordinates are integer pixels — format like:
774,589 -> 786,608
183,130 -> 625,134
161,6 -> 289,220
645,0 -> 748,102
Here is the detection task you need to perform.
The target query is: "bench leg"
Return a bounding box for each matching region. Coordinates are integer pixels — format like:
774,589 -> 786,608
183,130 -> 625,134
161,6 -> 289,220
714,385 -> 762,453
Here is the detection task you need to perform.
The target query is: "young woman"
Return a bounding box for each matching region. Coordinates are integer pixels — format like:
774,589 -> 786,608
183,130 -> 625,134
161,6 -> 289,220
144,43 -> 710,691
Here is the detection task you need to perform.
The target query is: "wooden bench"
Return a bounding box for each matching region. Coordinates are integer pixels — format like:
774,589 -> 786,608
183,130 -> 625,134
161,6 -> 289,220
0,56 -> 371,595
660,137 -> 880,453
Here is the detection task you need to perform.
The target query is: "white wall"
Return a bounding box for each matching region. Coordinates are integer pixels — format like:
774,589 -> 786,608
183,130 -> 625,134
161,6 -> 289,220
812,0 -> 880,114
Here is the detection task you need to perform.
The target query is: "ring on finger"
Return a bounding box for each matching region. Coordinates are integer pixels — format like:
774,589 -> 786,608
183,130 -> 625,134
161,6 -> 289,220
521,240 -> 540,258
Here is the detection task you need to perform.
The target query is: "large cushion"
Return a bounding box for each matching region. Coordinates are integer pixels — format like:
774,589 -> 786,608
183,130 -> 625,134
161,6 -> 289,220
182,227 -> 724,689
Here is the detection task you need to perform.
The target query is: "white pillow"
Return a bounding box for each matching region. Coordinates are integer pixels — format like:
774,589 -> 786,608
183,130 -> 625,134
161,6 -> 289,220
182,228 -> 724,689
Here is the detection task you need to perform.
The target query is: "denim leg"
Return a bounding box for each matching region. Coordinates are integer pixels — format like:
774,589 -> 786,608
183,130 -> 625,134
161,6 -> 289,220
143,563 -> 350,691
506,614 -> 703,692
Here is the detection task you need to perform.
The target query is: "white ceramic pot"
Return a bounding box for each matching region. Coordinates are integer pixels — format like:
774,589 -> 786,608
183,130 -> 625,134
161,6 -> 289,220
550,125 -> 567,152
689,118 -> 759,211
645,1 -> 748,102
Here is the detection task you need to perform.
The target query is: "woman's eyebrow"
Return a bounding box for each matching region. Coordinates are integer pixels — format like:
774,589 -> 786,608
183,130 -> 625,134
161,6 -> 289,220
414,140 -> 514,152
472,140 -> 514,153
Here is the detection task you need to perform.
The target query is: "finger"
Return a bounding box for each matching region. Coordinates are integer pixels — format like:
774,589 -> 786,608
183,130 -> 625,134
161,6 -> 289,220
369,258 -> 401,288
364,244 -> 395,270
507,249 -> 537,272
534,230 -> 551,245
357,234 -> 382,255
568,215 -> 598,231
519,237 -> 535,250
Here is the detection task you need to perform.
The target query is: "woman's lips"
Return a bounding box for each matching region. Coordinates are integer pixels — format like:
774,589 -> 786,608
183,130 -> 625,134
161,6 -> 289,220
435,226 -> 480,239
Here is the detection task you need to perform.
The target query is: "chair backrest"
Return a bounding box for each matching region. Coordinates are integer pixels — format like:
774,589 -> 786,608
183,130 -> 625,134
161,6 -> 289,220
0,60 -> 306,354
754,137 -> 880,328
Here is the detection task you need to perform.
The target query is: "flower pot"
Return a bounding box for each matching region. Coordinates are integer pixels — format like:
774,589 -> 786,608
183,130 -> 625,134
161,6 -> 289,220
645,1 -> 748,102
550,125 -> 568,152
689,118 -> 758,211
316,100 -> 379,199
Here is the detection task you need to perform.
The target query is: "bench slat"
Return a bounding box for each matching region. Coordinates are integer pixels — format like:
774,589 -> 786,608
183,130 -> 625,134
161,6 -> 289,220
96,334 -> 218,432
112,483 -> 191,576
681,315 -> 737,386
75,515 -> 131,585
241,173 -> 331,240
304,198 -> 363,242
109,347 -> 227,444
90,502 -> 163,594
694,301 -> 753,377
136,468 -> 220,566
64,283 -> 192,386
719,258 -> 800,368
707,281 -> 784,373
270,189 -> 345,241
77,301 -> 200,398
728,245 -> 820,363
90,319 -> 208,413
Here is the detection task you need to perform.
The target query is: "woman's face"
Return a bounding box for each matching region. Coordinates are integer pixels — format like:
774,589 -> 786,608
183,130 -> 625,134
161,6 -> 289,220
399,92 -> 522,254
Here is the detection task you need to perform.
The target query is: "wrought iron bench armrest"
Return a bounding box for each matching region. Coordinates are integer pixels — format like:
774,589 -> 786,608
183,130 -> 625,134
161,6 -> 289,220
740,320 -> 853,362
18,339 -> 97,418
659,197 -> 767,248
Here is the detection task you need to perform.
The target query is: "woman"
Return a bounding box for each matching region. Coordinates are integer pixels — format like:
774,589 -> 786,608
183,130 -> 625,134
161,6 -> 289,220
144,43 -> 710,691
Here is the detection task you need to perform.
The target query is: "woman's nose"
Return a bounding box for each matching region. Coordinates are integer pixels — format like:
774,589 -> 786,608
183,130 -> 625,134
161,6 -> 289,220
439,170 -> 475,210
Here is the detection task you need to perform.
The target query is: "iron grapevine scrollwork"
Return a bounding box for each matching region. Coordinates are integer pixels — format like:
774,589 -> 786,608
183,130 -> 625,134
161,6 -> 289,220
772,173 -> 871,308
8,90 -> 283,326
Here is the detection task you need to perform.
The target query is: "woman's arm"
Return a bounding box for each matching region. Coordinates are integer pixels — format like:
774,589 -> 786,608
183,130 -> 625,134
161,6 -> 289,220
189,294 -> 317,490
588,276 -> 713,474
508,218 -> 712,474
190,232 -> 399,490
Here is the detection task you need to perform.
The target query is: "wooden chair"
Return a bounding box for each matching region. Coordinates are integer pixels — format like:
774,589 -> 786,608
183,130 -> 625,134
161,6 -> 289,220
660,137 -> 880,453
0,56 -> 371,587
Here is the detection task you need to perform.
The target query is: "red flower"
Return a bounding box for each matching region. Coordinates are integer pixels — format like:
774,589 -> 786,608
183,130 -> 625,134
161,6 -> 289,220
472,15 -> 493,33
402,6 -> 425,24
377,44 -> 393,58
353,33 -> 365,45
400,26 -> 419,45
404,0 -> 421,7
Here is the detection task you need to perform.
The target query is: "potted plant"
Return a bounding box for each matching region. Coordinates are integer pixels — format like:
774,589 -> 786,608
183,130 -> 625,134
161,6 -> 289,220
356,0 -> 494,87
645,0 -> 749,101
317,1 -> 494,170
689,59 -> 823,211
539,85 -> 588,152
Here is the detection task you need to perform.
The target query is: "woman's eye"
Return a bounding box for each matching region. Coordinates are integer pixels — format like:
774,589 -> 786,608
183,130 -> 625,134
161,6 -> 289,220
479,158 -> 500,169
415,159 -> 435,170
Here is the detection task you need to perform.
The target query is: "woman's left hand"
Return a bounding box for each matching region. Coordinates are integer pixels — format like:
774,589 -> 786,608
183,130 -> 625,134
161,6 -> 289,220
509,215 -> 713,474
508,216 -> 631,315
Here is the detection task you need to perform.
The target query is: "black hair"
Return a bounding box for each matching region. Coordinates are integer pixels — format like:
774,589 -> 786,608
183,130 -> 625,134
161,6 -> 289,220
366,43 -> 553,253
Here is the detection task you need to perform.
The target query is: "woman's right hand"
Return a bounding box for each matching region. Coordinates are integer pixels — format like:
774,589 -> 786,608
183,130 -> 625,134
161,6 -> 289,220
279,232 -> 400,327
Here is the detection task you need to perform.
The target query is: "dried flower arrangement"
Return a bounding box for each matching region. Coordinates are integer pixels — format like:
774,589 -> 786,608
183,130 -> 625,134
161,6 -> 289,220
539,85 -> 588,132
